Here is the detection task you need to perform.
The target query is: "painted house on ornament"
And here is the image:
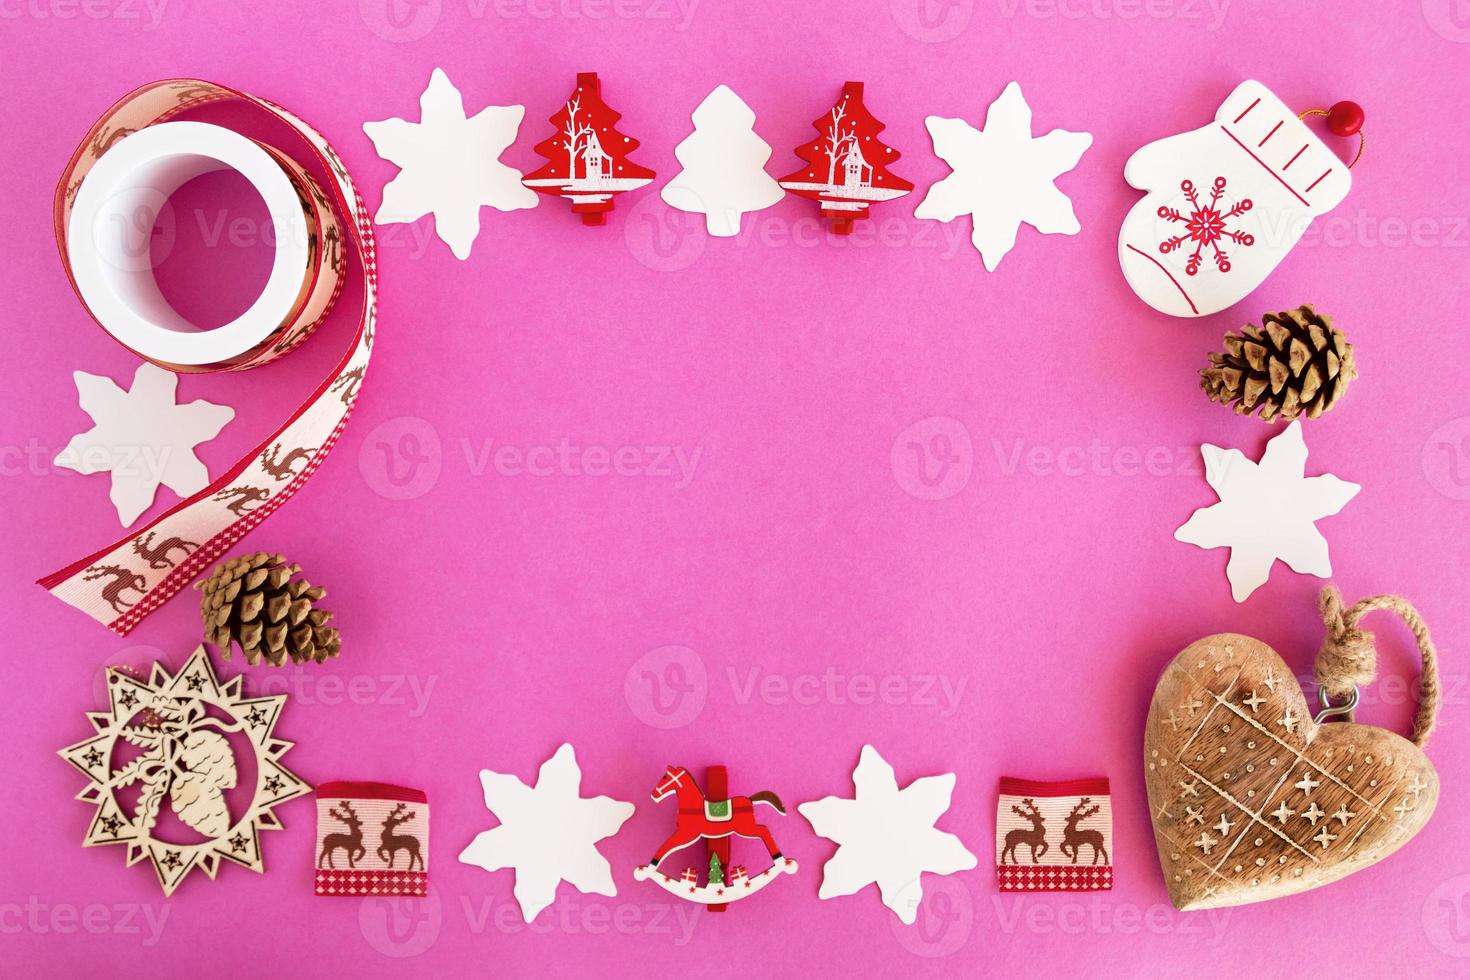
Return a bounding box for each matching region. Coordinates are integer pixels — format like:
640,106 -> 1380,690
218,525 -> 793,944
841,140 -> 873,191
580,131 -> 609,183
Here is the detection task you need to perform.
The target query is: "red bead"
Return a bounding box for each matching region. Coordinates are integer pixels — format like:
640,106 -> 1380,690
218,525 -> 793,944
1326,101 -> 1364,137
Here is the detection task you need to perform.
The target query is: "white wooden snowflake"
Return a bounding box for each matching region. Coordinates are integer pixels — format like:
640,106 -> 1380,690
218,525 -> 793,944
54,363 -> 234,526
798,745 -> 976,925
364,68 -> 538,260
458,744 -> 634,923
1175,421 -> 1360,602
916,81 -> 1092,271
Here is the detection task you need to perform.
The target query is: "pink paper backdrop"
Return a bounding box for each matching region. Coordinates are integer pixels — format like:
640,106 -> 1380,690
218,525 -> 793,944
3,2 -> 1468,975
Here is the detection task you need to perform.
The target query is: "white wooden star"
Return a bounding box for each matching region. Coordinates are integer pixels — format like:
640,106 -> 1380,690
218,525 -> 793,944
1262,670 -> 1280,692
54,363 -> 234,526
1241,691 -> 1265,712
1280,709 -> 1299,734
364,68 -> 538,260
1271,801 -> 1295,823
1312,827 -> 1338,849
1300,803 -> 1325,825
1175,421 -> 1360,602
1294,773 -> 1322,795
798,745 -> 977,926
458,743 -> 634,923
1332,805 -> 1354,826
1195,832 -> 1218,855
1185,805 -> 1204,825
1213,814 -> 1234,836
916,81 -> 1092,271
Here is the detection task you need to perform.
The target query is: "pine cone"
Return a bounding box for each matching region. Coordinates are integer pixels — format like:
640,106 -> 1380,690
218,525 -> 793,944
195,552 -> 340,666
1201,306 -> 1356,422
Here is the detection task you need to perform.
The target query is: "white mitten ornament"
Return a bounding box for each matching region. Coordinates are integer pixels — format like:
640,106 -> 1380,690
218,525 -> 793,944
1118,81 -> 1362,318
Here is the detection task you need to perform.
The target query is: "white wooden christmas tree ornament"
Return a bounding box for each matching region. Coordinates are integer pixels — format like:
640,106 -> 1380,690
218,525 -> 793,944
459,743 -> 635,922
54,362 -> 234,527
1175,420 -> 1360,602
1118,80 -> 1354,317
916,81 -> 1092,271
660,85 -> 785,237
57,645 -> 311,896
798,745 -> 977,925
363,68 -> 538,260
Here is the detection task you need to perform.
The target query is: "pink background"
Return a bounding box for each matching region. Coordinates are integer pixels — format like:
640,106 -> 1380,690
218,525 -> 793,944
3,1 -> 1469,975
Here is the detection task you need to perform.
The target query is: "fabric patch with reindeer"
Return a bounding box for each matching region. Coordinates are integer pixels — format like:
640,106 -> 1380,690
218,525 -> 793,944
315,782 -> 428,896
996,777 -> 1113,891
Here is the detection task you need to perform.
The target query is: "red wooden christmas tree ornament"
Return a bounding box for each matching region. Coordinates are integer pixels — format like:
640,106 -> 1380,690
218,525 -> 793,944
522,72 -> 655,225
778,81 -> 913,235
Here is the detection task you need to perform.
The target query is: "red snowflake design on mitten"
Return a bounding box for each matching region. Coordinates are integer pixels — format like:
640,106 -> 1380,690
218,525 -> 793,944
1157,176 -> 1253,275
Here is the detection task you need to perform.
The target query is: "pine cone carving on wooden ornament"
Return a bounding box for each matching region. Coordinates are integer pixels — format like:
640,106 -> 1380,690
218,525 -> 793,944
196,552 -> 341,666
170,729 -> 237,837
1201,306 -> 1356,422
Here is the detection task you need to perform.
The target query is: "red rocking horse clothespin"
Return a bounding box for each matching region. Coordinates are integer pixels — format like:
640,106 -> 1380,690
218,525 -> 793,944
707,766 -> 731,912
634,763 -> 799,909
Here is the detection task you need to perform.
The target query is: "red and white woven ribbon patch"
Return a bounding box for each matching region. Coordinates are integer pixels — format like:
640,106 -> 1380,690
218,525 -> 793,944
315,782 -> 427,897
996,777 -> 1113,892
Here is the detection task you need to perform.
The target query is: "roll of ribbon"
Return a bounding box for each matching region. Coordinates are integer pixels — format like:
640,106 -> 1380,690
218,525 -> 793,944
66,121 -> 342,370
40,80 -> 377,634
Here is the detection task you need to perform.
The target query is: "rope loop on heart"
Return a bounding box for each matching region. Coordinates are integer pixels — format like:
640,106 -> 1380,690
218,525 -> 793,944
1316,586 -> 1441,747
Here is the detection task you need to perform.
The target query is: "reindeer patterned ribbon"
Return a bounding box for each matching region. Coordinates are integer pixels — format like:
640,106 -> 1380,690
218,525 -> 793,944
315,782 -> 428,897
996,777 -> 1113,891
40,80 -> 375,633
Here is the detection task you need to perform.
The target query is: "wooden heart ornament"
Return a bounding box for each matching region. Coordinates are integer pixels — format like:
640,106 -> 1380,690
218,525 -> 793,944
1144,589 -> 1443,911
